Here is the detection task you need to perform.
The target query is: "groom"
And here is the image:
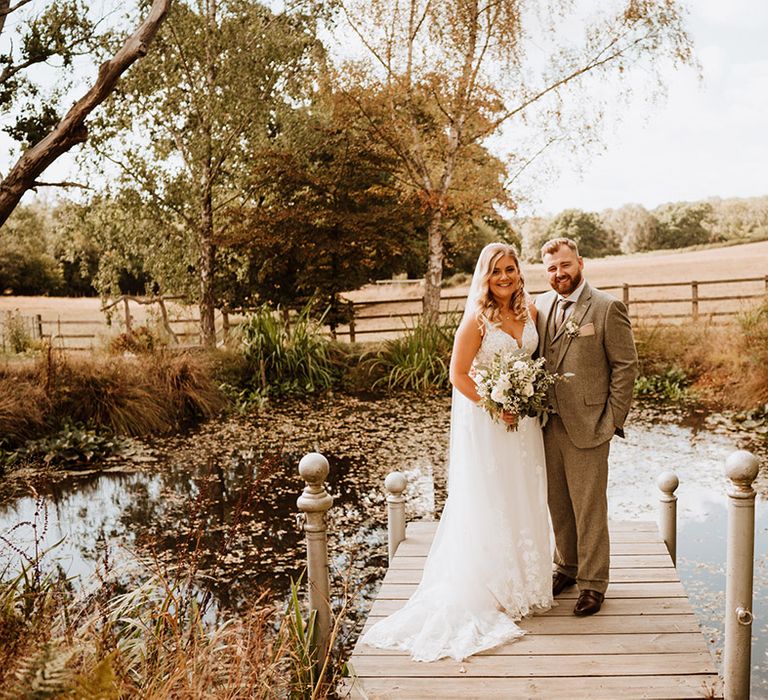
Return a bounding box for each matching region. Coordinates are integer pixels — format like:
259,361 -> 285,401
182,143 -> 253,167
535,237 -> 637,616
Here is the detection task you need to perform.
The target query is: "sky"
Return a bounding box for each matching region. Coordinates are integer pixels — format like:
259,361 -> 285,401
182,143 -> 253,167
524,0 -> 768,215
1,0 -> 766,218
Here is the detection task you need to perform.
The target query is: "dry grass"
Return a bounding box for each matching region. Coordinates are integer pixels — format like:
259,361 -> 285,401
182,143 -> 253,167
0,348 -> 226,444
634,300 -> 768,409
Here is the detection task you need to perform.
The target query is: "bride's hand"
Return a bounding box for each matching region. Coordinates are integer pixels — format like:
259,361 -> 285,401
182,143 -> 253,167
501,410 -> 518,428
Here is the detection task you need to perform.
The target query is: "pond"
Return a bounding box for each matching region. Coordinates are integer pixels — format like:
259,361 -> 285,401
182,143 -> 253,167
1,397 -> 766,695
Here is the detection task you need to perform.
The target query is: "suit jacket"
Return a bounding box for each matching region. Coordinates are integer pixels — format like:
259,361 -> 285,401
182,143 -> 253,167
535,281 -> 638,449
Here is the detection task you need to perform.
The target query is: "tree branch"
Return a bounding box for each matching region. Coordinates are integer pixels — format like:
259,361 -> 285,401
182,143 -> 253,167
31,179 -> 93,190
0,0 -> 171,228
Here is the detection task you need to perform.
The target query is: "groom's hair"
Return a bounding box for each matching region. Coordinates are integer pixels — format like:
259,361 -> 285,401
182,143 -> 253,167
541,237 -> 579,258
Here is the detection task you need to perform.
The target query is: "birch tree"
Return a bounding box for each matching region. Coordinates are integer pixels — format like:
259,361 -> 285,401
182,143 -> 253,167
92,0 -> 321,346
339,0 -> 694,320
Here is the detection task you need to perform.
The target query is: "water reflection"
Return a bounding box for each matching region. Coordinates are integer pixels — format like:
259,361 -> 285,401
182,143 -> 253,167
0,398 -> 765,691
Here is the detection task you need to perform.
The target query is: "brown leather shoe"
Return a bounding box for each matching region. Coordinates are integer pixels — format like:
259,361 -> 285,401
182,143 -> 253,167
573,589 -> 604,616
552,571 -> 577,597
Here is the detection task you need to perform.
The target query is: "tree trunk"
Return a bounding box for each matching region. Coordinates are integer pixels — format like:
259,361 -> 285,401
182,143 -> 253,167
423,208 -> 444,323
199,190 -> 217,348
0,0 -> 170,228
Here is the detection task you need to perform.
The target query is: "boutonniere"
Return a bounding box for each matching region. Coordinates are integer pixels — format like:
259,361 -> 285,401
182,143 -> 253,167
564,316 -> 581,339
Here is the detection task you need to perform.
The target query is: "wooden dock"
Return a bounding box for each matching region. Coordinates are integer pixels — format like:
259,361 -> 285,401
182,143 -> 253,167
348,520 -> 722,699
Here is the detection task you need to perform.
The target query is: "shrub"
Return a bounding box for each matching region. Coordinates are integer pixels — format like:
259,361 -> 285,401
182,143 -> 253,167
737,300 -> 768,404
634,368 -> 692,403
240,304 -> 335,397
108,325 -> 159,355
367,315 -> 458,393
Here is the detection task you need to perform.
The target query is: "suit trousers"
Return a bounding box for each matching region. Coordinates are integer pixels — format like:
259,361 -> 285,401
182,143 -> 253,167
543,414 -> 611,594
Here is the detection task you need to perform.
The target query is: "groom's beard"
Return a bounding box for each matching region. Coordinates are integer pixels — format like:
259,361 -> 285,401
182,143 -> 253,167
552,270 -> 582,295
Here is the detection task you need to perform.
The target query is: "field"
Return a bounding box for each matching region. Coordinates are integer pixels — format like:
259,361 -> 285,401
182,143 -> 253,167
1,241 -> 767,348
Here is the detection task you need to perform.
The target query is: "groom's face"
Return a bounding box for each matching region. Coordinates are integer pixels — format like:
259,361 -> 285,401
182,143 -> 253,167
543,245 -> 584,296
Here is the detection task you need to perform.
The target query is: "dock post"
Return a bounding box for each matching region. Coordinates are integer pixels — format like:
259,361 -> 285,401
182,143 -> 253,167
724,449 -> 759,700
297,452 -> 334,660
385,472 -> 407,563
656,471 -> 679,565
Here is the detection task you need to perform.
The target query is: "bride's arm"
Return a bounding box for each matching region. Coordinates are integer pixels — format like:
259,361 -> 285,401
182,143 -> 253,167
449,315 -> 483,403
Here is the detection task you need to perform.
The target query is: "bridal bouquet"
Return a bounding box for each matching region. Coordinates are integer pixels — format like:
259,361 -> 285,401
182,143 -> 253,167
474,352 -> 569,431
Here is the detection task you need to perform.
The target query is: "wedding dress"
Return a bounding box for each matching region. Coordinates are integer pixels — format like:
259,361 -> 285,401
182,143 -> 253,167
360,314 -> 553,662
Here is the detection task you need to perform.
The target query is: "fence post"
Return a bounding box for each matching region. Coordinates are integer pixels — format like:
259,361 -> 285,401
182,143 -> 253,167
724,449 -> 759,700
656,472 -> 679,566
691,281 -> 699,322
296,452 -> 334,661
347,300 -> 356,344
34,314 -> 43,340
385,472 -> 407,563
221,309 -> 230,344
622,283 -> 630,309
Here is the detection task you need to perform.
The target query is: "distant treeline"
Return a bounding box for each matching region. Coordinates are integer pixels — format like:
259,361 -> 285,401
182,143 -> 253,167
2,194 -> 767,297
516,195 -> 768,262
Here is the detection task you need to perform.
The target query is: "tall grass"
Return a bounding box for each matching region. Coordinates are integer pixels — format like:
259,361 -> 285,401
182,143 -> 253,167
240,304 -> 335,397
367,315 -> 459,393
0,347 -> 226,446
1,499 -> 347,698
633,302 -> 768,409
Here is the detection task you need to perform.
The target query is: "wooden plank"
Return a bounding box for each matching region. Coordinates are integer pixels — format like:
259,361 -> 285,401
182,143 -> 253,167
350,652 -> 717,677
347,675 -> 722,699
362,613 -> 704,636
354,632 -> 709,657
400,520 -> 661,535
374,581 -> 686,600
392,540 -> 669,557
381,567 -> 679,585
387,553 -> 674,570
368,596 -> 696,617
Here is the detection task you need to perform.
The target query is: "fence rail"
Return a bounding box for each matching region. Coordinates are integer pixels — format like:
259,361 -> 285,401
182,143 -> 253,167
1,275 -> 766,350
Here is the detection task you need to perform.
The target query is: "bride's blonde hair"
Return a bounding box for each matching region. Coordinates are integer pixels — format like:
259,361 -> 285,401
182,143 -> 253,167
467,243 -> 528,326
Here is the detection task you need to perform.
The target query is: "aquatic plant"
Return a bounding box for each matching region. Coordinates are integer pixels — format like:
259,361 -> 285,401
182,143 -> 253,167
367,315 -> 458,393
240,303 -> 335,397
634,367 -> 692,403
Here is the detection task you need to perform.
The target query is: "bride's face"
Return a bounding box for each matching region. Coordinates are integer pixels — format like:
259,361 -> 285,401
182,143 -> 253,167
488,254 -> 520,305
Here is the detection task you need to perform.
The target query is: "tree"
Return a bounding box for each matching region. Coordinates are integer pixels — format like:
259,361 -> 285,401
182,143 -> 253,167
338,0 -> 694,319
650,201 -> 714,250
546,209 -> 620,258
91,0 -> 321,346
518,216 -> 554,262
0,203 -> 62,294
601,203 -> 659,253
0,0 -> 171,226
222,87 -> 422,330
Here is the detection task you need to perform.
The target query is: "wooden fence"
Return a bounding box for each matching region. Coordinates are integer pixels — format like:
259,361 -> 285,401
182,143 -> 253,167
336,275 -> 768,341
1,275 -> 766,350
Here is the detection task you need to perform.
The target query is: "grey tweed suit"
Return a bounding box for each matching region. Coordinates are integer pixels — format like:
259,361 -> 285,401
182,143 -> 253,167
535,281 -> 637,594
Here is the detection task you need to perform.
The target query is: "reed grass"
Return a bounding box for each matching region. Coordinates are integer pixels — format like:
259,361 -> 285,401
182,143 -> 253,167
240,304 -> 335,397
367,315 -> 459,393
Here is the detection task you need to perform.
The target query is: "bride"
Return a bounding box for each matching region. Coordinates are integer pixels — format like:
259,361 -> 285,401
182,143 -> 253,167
360,242 -> 553,662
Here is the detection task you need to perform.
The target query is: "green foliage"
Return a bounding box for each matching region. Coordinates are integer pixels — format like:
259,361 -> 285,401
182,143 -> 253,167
240,304 -> 335,398
367,316 -> 458,393
737,300 -> 768,404
224,85 -> 421,326
546,209 -> 621,259
0,1 -> 101,143
634,367 -> 692,403
24,421 -> 123,468
86,1 -> 323,325
649,201 -> 714,250
0,204 -> 63,295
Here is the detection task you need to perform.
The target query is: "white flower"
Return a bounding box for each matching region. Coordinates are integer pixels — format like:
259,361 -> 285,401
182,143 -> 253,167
490,379 -> 510,403
564,317 -> 581,339
512,360 -> 526,372
522,382 -> 535,397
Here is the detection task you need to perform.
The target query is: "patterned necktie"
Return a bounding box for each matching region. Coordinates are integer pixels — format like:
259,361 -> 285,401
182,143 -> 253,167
554,299 -> 573,333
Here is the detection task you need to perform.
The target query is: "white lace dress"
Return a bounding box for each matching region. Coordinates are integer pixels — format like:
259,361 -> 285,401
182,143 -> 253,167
360,315 -> 553,662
